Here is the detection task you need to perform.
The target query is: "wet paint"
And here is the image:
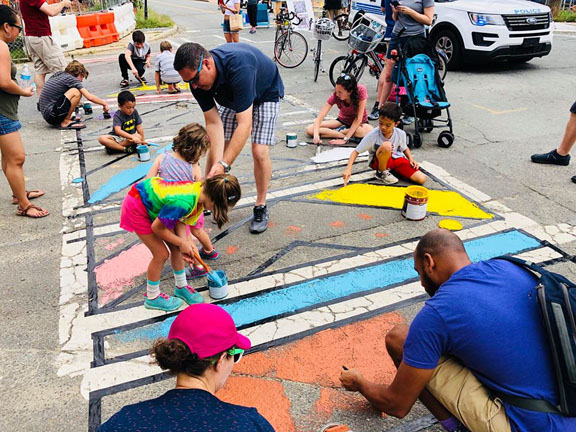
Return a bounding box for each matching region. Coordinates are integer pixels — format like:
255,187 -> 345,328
313,184 -> 493,219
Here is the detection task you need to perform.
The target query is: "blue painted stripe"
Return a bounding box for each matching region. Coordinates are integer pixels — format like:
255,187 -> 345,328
87,144 -> 171,204
112,230 -> 540,344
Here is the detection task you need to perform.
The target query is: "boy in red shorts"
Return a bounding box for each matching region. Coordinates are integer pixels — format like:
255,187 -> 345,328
343,102 -> 427,186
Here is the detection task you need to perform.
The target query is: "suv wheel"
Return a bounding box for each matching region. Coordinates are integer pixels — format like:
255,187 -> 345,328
433,29 -> 463,70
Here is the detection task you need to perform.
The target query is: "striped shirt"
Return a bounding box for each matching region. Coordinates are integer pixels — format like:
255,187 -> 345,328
38,72 -> 83,117
154,51 -> 181,85
158,152 -> 195,182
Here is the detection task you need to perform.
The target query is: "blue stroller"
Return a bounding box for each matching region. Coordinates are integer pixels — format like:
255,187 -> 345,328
392,40 -> 454,149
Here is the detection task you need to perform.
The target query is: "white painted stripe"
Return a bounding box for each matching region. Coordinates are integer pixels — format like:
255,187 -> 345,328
179,37 -> 192,42
282,119 -> 314,126
167,39 -> 181,48
185,30 -> 201,33
280,109 -> 314,117
78,244 -> 561,397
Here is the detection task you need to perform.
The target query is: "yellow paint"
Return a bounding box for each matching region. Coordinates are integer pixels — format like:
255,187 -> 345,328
312,184 -> 493,219
438,219 -> 464,231
108,83 -> 189,97
406,185 -> 428,199
471,104 -> 528,115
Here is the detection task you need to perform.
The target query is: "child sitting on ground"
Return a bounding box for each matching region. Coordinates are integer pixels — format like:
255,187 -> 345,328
305,73 -> 373,145
119,30 -> 151,88
120,174 -> 241,311
155,41 -> 182,94
146,123 -> 220,279
98,91 -> 145,154
343,102 -> 427,185
38,60 -> 110,130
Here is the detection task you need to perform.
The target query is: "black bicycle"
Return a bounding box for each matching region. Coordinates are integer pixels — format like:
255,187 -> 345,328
311,14 -> 335,82
274,8 -> 308,68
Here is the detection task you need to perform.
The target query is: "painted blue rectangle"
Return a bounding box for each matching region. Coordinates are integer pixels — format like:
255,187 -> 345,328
112,230 -> 540,344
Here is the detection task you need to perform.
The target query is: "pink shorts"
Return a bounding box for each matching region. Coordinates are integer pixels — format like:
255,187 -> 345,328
120,193 -> 154,235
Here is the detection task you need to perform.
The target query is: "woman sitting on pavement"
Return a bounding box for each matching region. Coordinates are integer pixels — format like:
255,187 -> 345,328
0,5 -> 49,218
306,73 -> 373,145
98,303 -> 276,432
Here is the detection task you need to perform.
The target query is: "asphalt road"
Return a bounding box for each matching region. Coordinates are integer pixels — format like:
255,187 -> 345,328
1,1 -> 576,431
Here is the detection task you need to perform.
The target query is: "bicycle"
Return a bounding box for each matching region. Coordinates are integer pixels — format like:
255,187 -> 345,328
331,11 -> 351,41
274,8 -> 308,69
311,15 -> 335,82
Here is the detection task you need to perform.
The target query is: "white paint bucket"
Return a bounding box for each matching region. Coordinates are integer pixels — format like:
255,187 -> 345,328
286,133 -> 297,148
401,186 -> 428,221
207,270 -> 229,300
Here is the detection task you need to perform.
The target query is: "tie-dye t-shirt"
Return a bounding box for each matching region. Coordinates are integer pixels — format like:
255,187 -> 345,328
131,177 -> 203,229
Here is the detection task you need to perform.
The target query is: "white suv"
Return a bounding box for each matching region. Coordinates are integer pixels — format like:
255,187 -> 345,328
349,0 -> 553,69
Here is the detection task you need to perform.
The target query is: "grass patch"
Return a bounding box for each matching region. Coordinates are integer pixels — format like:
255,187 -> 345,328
555,10 -> 576,22
135,8 -> 174,29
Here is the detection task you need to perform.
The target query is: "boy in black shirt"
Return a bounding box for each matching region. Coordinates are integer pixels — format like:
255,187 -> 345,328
98,91 -> 145,154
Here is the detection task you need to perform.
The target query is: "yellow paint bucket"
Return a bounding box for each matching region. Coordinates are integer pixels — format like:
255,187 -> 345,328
401,186 -> 429,221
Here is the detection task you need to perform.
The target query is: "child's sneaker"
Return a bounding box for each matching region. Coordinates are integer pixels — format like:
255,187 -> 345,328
186,265 -> 208,280
200,248 -> 219,260
144,292 -> 183,311
375,170 -> 398,185
174,286 -> 204,305
120,79 -> 129,88
105,146 -> 124,155
124,144 -> 137,154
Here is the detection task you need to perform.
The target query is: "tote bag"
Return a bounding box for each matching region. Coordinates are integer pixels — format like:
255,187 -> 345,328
229,13 -> 243,31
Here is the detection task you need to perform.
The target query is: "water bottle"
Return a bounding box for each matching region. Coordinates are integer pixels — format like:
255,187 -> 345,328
20,65 -> 32,89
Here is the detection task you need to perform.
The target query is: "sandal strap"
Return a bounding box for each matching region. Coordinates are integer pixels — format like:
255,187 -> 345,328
18,203 -> 45,215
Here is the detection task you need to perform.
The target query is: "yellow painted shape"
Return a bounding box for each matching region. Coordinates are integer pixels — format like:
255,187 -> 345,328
312,184 -> 493,219
438,219 -> 464,231
108,83 -> 189,97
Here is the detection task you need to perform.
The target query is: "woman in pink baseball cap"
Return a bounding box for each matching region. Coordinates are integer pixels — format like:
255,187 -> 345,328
98,304 -> 275,431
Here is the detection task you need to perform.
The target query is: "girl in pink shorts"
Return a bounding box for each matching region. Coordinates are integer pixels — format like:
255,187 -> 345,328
120,175 -> 241,312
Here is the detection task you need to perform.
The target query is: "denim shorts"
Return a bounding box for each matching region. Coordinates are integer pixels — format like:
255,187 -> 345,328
386,32 -> 425,59
0,113 -> 22,135
222,19 -> 238,34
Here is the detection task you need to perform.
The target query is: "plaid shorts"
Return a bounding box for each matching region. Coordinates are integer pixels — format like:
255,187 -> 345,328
218,101 -> 281,146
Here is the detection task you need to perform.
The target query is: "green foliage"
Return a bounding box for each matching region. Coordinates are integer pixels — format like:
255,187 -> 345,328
555,10 -> 576,22
135,7 -> 174,29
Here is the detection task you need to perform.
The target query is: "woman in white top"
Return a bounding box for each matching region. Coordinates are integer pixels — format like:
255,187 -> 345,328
219,0 -> 241,43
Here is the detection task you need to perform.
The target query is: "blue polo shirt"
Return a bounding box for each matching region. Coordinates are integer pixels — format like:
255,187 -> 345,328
192,43 -> 284,113
404,260 -> 576,432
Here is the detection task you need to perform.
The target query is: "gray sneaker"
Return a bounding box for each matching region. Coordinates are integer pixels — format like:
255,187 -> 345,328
249,205 -> 268,234
375,170 -> 398,185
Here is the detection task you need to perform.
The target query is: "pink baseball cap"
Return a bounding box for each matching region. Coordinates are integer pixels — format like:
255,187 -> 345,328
168,304 -> 251,359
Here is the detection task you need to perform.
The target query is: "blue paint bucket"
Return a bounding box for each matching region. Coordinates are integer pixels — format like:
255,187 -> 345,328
207,270 -> 228,299
136,145 -> 150,162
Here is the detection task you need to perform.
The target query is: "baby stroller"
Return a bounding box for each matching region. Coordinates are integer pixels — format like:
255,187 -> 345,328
391,35 -> 454,149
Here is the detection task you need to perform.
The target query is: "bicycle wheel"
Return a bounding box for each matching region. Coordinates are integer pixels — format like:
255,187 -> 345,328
313,40 -> 322,82
332,13 -> 350,41
274,31 -> 308,68
329,55 -> 366,86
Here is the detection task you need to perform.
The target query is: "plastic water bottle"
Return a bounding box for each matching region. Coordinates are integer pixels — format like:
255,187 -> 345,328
20,65 -> 32,89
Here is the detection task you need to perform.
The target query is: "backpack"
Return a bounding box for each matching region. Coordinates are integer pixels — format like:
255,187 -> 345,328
492,256 -> 576,417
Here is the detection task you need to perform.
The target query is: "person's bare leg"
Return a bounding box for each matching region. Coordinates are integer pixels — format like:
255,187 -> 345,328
410,170 -> 428,185
190,227 -> 214,252
353,123 -> 374,139
98,135 -> 128,152
375,142 -> 392,170
232,33 -> 239,43
136,233 -> 170,282
378,60 -> 396,108
35,73 -> 46,99
385,325 -> 454,421
0,131 -> 49,217
557,112 -> 576,156
60,88 -> 82,128
224,33 -> 232,43
252,143 -> 271,206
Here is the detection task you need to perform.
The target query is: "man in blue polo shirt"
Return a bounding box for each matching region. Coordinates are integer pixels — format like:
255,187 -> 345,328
340,229 -> 576,432
174,42 -> 284,234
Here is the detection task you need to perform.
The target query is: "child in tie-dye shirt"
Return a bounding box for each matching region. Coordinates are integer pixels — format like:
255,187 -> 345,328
120,175 -> 241,311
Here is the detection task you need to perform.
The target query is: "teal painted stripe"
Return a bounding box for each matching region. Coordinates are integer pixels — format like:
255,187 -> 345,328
111,230 -> 540,344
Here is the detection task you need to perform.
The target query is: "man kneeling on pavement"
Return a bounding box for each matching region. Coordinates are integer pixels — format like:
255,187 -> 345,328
340,228 -> 576,432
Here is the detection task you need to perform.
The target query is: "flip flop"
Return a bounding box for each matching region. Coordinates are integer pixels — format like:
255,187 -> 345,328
60,122 -> 86,130
16,203 -> 50,218
11,189 -> 46,205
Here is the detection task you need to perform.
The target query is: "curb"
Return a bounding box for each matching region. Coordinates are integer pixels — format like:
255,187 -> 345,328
66,25 -> 180,57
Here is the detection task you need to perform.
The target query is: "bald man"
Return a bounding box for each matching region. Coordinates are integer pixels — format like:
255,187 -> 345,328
340,229 -> 576,432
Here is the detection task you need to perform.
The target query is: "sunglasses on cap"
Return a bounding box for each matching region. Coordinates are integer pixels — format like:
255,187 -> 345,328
210,347 -> 244,364
339,73 -> 351,80
186,53 -> 204,85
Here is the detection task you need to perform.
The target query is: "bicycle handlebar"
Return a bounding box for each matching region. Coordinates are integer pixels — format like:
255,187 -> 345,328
275,9 -> 302,25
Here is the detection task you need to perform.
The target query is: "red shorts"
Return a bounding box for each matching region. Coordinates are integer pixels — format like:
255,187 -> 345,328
369,155 -> 419,179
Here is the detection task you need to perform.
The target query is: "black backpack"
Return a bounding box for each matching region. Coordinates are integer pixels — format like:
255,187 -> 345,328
492,256 -> 576,417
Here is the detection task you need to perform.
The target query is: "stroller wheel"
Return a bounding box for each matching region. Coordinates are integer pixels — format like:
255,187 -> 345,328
406,132 -> 413,149
438,131 -> 454,148
413,133 -> 423,149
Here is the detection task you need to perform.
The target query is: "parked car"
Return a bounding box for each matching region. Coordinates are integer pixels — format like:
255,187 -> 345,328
349,0 -> 553,69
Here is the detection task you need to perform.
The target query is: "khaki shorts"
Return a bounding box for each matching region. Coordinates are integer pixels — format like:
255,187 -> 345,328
24,36 -> 67,75
427,356 -> 512,432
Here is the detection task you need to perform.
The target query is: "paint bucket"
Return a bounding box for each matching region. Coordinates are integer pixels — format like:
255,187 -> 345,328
286,133 -> 297,148
136,145 -> 150,162
207,270 -> 228,299
401,186 -> 428,221
83,102 -> 93,115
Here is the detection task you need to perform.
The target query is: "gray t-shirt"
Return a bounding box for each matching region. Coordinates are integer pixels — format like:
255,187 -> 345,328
38,71 -> 83,116
393,0 -> 434,36
154,51 -> 181,84
110,109 -> 143,136
355,127 -> 407,159
127,42 -> 151,60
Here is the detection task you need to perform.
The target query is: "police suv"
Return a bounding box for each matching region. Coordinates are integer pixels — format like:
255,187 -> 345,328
349,0 -> 553,69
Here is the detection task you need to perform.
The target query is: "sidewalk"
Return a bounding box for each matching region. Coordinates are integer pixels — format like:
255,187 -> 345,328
553,21 -> 576,35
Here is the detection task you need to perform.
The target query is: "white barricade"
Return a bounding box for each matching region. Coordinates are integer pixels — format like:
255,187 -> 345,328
49,14 -> 84,52
112,3 -> 136,39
